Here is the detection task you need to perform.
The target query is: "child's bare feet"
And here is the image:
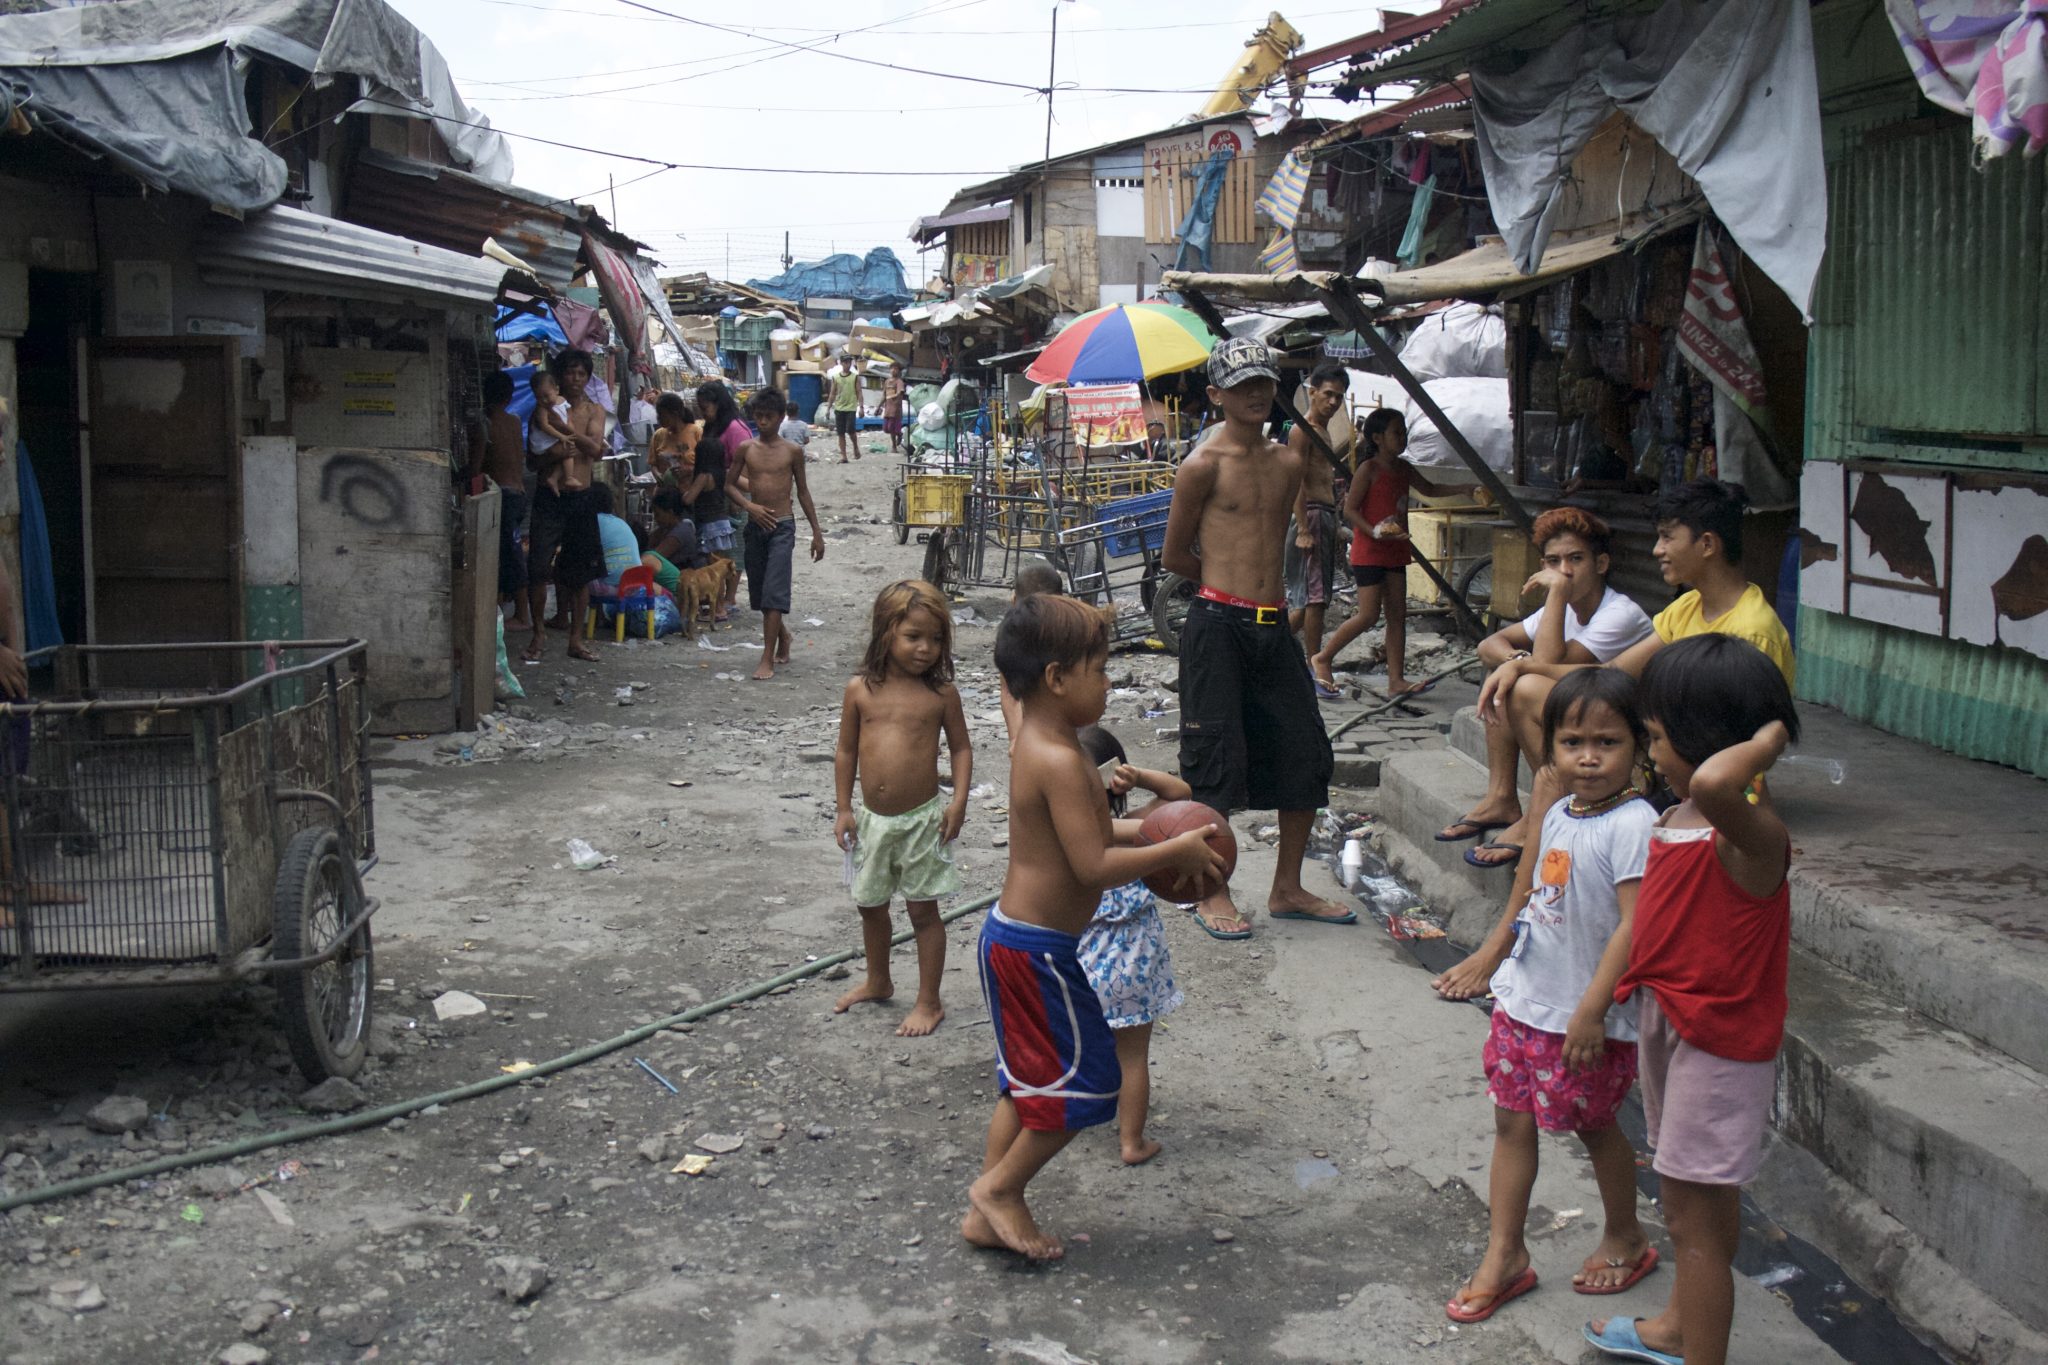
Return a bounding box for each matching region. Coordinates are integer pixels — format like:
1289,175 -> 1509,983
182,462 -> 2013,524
832,979 -> 893,1013
1121,1136 -> 1162,1165
775,624 -> 793,664
896,1000 -> 945,1036
966,1176 -> 1062,1260
751,657 -> 777,681
960,1206 -> 1003,1248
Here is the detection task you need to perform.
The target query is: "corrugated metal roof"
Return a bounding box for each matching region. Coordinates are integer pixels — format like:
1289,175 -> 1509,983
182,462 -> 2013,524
1366,0 -> 1663,86
195,204 -> 505,308
908,202 -> 1011,243
339,149 -> 584,289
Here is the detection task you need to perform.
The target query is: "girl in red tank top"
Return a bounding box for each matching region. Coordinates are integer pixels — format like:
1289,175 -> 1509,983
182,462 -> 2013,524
1310,409 -> 1455,697
1591,634 -> 1800,1365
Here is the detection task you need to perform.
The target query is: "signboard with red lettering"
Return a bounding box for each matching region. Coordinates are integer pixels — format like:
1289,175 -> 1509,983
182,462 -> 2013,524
1062,383 -> 1146,446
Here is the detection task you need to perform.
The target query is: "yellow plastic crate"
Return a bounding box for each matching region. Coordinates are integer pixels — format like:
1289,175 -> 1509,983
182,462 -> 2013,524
904,474 -> 971,527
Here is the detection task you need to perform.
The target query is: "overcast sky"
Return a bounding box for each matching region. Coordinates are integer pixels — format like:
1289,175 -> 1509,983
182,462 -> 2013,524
387,0 -> 1405,288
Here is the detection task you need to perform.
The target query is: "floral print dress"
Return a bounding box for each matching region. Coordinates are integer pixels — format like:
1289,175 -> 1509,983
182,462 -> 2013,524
1078,880 -> 1183,1029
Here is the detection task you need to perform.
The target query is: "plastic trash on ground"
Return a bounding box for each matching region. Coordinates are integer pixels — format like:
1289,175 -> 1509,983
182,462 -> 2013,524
566,838 -> 612,870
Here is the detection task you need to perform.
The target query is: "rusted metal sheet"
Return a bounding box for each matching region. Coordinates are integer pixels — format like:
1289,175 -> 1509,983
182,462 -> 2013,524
1850,123 -> 2044,438
340,149 -> 585,289
195,203 -> 505,308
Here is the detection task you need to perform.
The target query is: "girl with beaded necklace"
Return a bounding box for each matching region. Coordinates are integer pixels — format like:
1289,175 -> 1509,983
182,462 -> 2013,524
1446,667 -> 1660,1324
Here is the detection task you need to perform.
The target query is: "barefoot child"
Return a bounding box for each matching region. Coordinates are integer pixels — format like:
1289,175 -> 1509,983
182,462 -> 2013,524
726,388 -> 824,680
998,559 -> 1065,753
965,595 -> 1223,1260
1587,635 -> 1798,1365
832,581 -> 972,1037
1077,725 -> 1184,1167
1310,408 -> 1457,697
1445,668 -> 1658,1324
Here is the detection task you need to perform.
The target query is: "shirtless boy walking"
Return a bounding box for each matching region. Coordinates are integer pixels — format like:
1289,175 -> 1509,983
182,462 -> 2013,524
726,388 -> 825,680
467,370 -> 532,629
523,349 -> 608,663
1286,361 -> 1354,663
965,595 -> 1223,1259
1160,338 -> 1349,939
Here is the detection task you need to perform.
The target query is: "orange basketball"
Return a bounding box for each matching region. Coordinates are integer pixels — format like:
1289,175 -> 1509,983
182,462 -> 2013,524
1136,800 -> 1237,902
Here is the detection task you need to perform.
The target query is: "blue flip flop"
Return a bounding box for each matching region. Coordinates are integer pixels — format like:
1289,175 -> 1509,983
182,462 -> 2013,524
1314,679 -> 1343,700
1269,907 -> 1358,925
1195,910 -> 1254,940
1464,842 -> 1523,870
1583,1318 -> 1682,1365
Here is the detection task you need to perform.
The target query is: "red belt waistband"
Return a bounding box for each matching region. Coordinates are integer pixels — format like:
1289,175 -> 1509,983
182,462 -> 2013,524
1196,586 -> 1285,611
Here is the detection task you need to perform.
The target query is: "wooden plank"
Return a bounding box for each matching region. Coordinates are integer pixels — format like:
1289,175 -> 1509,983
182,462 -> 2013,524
456,488 -> 500,732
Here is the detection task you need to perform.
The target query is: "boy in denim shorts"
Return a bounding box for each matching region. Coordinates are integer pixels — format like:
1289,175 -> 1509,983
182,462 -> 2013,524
1159,338 -> 1346,940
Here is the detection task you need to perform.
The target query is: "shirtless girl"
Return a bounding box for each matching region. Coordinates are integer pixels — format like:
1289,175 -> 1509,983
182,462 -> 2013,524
1158,337 -> 1351,940
964,595 -> 1223,1259
523,349 -> 608,663
832,580 -> 971,1037
725,388 -> 825,681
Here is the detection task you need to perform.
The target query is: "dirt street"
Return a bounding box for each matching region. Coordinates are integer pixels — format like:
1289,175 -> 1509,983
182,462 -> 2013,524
0,442 -> 1844,1364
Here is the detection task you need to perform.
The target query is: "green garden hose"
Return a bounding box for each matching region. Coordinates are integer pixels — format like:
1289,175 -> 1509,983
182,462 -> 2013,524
0,891 -> 1000,1213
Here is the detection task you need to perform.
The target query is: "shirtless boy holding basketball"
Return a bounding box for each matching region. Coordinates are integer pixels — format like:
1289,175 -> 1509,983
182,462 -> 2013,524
1160,338 -> 1349,939
966,594 -> 1222,1260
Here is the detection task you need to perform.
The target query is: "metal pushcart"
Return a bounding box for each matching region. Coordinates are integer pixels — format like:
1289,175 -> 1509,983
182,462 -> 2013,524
0,640 -> 378,1084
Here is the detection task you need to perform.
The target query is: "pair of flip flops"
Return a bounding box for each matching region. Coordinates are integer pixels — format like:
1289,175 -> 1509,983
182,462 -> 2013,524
1447,1247 -> 1660,1328
1583,1316 -> 1681,1364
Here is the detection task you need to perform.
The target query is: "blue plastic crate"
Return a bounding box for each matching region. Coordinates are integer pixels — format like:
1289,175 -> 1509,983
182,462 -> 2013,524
1099,488 -> 1174,558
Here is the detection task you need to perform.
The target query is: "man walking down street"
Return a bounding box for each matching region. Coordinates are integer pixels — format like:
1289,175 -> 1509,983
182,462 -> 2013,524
830,354 -> 862,464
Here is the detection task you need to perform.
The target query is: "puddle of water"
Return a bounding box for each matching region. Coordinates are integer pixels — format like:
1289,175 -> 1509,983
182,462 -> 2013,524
1294,1157 -> 1340,1189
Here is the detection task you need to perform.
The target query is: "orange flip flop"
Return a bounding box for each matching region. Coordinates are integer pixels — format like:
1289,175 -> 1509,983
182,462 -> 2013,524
1446,1266 -> 1537,1323
1574,1246 -> 1661,1296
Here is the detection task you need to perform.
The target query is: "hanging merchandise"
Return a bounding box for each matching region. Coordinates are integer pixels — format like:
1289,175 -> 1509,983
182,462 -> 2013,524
1675,224 -> 1795,508
1396,174 -> 1438,268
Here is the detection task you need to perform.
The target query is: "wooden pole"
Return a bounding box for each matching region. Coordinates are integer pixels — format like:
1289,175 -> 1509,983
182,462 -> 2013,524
1319,277 -> 1533,534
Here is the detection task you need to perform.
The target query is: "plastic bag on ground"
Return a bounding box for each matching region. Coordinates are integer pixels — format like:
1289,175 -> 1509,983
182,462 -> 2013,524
494,615 -> 525,699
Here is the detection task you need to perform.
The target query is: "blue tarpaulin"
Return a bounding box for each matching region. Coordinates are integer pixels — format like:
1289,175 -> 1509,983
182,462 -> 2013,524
497,303 -> 568,346
745,248 -> 911,308
15,441 -> 61,652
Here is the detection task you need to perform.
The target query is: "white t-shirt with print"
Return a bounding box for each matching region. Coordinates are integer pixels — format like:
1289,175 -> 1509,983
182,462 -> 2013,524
1488,795 -> 1655,1041
1519,585 -> 1653,664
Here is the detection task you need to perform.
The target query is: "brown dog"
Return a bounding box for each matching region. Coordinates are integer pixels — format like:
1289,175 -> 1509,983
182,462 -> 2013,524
676,557 -> 739,637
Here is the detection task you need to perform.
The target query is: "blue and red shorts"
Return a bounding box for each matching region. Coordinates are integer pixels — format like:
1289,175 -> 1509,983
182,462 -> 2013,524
977,905 -> 1121,1132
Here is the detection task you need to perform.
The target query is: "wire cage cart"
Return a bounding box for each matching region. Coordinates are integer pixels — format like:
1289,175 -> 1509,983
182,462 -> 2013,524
915,383 -> 1184,644
0,640 -> 377,1084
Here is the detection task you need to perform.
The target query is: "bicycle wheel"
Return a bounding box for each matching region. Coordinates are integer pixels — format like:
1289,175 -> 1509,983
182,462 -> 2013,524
1150,571 -> 1198,653
273,826 -> 371,1084
892,486 -> 909,545
1456,555 -> 1495,634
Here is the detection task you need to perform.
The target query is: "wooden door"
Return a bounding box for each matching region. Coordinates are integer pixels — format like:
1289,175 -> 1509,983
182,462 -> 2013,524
86,338 -> 239,687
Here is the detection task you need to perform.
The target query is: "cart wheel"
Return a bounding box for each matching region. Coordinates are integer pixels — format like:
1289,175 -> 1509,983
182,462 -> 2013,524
1151,571 -> 1198,653
1061,540 -> 1106,604
1139,566 -> 1159,612
273,826 -> 372,1084
1456,555 -> 1495,636
892,487 -> 909,545
920,526 -> 955,596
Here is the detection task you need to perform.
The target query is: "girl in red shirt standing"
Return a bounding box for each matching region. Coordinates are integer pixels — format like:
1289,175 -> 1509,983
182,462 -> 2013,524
1309,410 -> 1454,699
1589,634 -> 1799,1365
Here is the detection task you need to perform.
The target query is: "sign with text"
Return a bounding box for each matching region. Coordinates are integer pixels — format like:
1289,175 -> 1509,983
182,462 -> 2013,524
1063,383 -> 1145,446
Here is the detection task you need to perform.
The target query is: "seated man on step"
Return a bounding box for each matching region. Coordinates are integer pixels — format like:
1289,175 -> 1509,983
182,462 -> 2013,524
1436,508 -> 1653,862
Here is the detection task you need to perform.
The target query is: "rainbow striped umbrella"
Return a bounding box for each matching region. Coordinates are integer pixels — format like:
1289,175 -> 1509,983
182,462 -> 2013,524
1024,302 -> 1219,386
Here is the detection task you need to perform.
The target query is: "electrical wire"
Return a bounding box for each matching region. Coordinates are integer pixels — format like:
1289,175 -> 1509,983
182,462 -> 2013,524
0,892 -> 1000,1214
481,0 -> 1376,38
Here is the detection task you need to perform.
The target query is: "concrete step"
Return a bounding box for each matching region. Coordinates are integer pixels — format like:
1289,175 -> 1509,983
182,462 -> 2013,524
1375,742 -> 2048,1354
1436,705 -> 2048,1079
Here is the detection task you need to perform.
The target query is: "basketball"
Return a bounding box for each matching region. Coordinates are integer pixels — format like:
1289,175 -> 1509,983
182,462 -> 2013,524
1136,800 -> 1237,902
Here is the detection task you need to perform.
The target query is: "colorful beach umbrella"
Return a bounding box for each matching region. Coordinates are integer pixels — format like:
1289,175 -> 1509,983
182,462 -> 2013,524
1024,302 -> 1219,386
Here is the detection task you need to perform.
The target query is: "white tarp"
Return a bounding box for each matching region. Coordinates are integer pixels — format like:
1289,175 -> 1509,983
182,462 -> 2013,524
1467,0 -> 1825,320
